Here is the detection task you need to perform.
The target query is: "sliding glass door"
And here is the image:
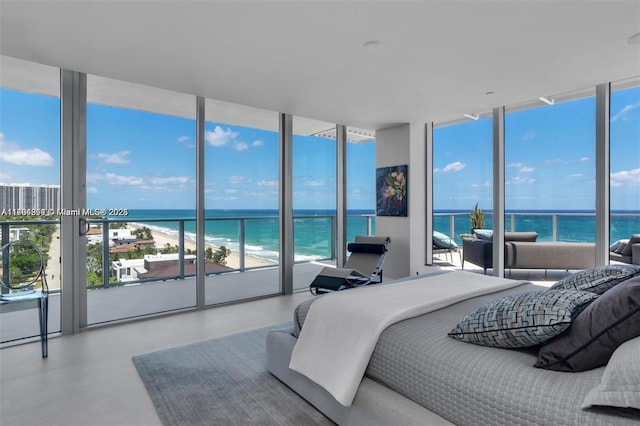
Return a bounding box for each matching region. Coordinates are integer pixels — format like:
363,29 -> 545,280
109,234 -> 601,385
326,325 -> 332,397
86,75 -> 197,324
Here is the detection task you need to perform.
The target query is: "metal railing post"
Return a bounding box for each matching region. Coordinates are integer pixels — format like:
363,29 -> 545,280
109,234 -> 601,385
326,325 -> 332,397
552,214 -> 558,242
102,221 -> 109,288
331,216 -> 337,260
1,223 -> 9,294
179,220 -> 185,279
449,215 -> 455,241
239,219 -> 246,272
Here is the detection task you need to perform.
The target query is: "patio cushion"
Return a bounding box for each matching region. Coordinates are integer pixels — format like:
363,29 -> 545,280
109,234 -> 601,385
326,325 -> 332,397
433,231 -> 457,249
621,234 -> 640,256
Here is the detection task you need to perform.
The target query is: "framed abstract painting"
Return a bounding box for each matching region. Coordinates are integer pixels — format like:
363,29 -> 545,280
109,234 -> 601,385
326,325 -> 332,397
376,164 -> 408,217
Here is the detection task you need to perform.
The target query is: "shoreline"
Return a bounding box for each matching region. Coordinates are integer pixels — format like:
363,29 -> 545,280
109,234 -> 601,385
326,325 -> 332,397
127,224 -> 277,269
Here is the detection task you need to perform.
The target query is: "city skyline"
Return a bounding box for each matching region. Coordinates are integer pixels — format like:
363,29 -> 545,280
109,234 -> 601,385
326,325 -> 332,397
1,86 -> 638,212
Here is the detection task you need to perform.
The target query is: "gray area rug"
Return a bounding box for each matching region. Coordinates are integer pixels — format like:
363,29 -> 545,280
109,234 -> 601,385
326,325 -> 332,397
133,323 -> 334,426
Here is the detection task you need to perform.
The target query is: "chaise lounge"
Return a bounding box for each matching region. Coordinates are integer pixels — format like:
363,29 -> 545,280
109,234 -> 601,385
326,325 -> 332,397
462,231 -> 596,274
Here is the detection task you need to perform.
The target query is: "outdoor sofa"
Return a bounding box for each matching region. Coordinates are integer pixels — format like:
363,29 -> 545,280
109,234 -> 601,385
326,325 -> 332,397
462,231 -> 596,274
266,269 -> 640,425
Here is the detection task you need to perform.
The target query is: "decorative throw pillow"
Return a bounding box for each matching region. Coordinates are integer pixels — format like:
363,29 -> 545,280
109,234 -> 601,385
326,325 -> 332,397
473,229 -> 493,241
615,243 -> 629,254
549,264 -> 640,295
609,239 -> 628,254
448,290 -> 598,348
535,275 -> 640,372
621,234 -> 640,256
581,336 -> 640,410
433,231 -> 458,249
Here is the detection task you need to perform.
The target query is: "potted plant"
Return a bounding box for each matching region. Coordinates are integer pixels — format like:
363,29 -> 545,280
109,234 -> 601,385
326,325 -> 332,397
470,203 -> 485,233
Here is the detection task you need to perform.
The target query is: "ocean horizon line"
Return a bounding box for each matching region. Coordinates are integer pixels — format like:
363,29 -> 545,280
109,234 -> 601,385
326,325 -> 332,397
117,208 -> 638,263
116,208 -> 640,215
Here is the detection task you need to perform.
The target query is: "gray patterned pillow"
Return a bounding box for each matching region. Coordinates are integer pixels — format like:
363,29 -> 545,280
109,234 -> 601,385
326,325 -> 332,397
549,265 -> 640,295
448,290 -> 598,348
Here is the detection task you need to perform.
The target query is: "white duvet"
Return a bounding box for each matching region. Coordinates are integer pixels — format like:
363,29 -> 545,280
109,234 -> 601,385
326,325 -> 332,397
289,270 -> 527,406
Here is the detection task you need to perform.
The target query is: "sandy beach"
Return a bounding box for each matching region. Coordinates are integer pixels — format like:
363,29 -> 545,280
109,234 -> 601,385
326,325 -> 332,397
127,224 -> 277,269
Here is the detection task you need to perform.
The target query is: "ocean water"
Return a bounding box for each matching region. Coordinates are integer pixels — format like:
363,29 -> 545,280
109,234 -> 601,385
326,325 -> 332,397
434,210 -> 639,246
122,209 -> 375,262
117,209 -> 639,262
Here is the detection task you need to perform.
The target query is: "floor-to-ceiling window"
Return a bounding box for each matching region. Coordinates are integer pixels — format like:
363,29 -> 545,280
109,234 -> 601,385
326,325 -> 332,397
0,56 -> 61,343
292,117 -> 336,291
505,92 -> 596,242
204,100 -> 280,304
346,130 -> 376,243
86,75 -> 197,324
610,82 -> 640,245
433,117 -> 493,247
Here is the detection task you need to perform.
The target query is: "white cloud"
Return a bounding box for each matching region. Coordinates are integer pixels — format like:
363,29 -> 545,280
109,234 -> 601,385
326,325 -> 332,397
227,175 -> 244,184
225,188 -> 238,194
545,158 -> 566,165
508,162 -> 524,168
177,136 -> 190,143
206,126 -> 238,147
258,180 -> 278,187
234,142 -> 249,151
507,176 -> 536,185
471,181 -> 491,188
104,172 -> 144,186
434,161 -> 466,173
97,150 -> 131,164
305,180 -> 325,187
148,176 -> 189,185
522,131 -> 536,141
0,133 -> 54,166
520,166 -> 536,172
569,173 -> 584,177
610,168 -> 640,187
611,102 -> 640,122
87,186 -> 98,193
252,140 -> 263,147
580,157 -> 590,162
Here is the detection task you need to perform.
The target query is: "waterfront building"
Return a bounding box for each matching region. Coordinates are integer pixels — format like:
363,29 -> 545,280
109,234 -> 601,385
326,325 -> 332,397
111,258 -> 146,282
0,184 -> 60,211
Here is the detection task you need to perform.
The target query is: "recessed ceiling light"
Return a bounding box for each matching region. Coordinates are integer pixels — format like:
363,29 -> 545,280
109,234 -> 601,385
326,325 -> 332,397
628,32 -> 640,45
363,40 -> 384,51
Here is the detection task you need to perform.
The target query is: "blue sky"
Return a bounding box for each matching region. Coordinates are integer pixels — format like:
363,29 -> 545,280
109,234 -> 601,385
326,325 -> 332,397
434,87 -> 640,211
0,86 -> 638,211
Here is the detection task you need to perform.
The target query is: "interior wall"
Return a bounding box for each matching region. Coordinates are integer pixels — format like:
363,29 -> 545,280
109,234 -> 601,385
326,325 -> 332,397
375,124 -> 411,279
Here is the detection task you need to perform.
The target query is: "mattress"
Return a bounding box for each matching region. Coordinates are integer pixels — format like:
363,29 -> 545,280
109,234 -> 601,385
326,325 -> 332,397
293,283 -> 639,425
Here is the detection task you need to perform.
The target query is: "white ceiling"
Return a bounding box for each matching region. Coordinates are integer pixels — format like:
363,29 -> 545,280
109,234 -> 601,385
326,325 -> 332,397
1,0 -> 639,130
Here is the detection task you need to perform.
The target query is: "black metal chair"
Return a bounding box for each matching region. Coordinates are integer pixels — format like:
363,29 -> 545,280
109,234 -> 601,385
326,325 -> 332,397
309,236 -> 391,295
0,240 -> 49,358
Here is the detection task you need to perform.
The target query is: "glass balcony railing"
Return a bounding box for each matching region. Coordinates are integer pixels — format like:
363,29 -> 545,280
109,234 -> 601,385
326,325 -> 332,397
434,211 -> 639,245
83,213 -> 375,289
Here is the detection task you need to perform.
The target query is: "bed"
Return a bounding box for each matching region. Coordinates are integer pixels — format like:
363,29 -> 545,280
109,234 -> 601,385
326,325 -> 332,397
266,269 -> 640,425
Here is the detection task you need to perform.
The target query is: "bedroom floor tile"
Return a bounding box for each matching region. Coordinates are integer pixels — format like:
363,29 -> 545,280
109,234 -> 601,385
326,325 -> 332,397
0,292 -> 313,426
